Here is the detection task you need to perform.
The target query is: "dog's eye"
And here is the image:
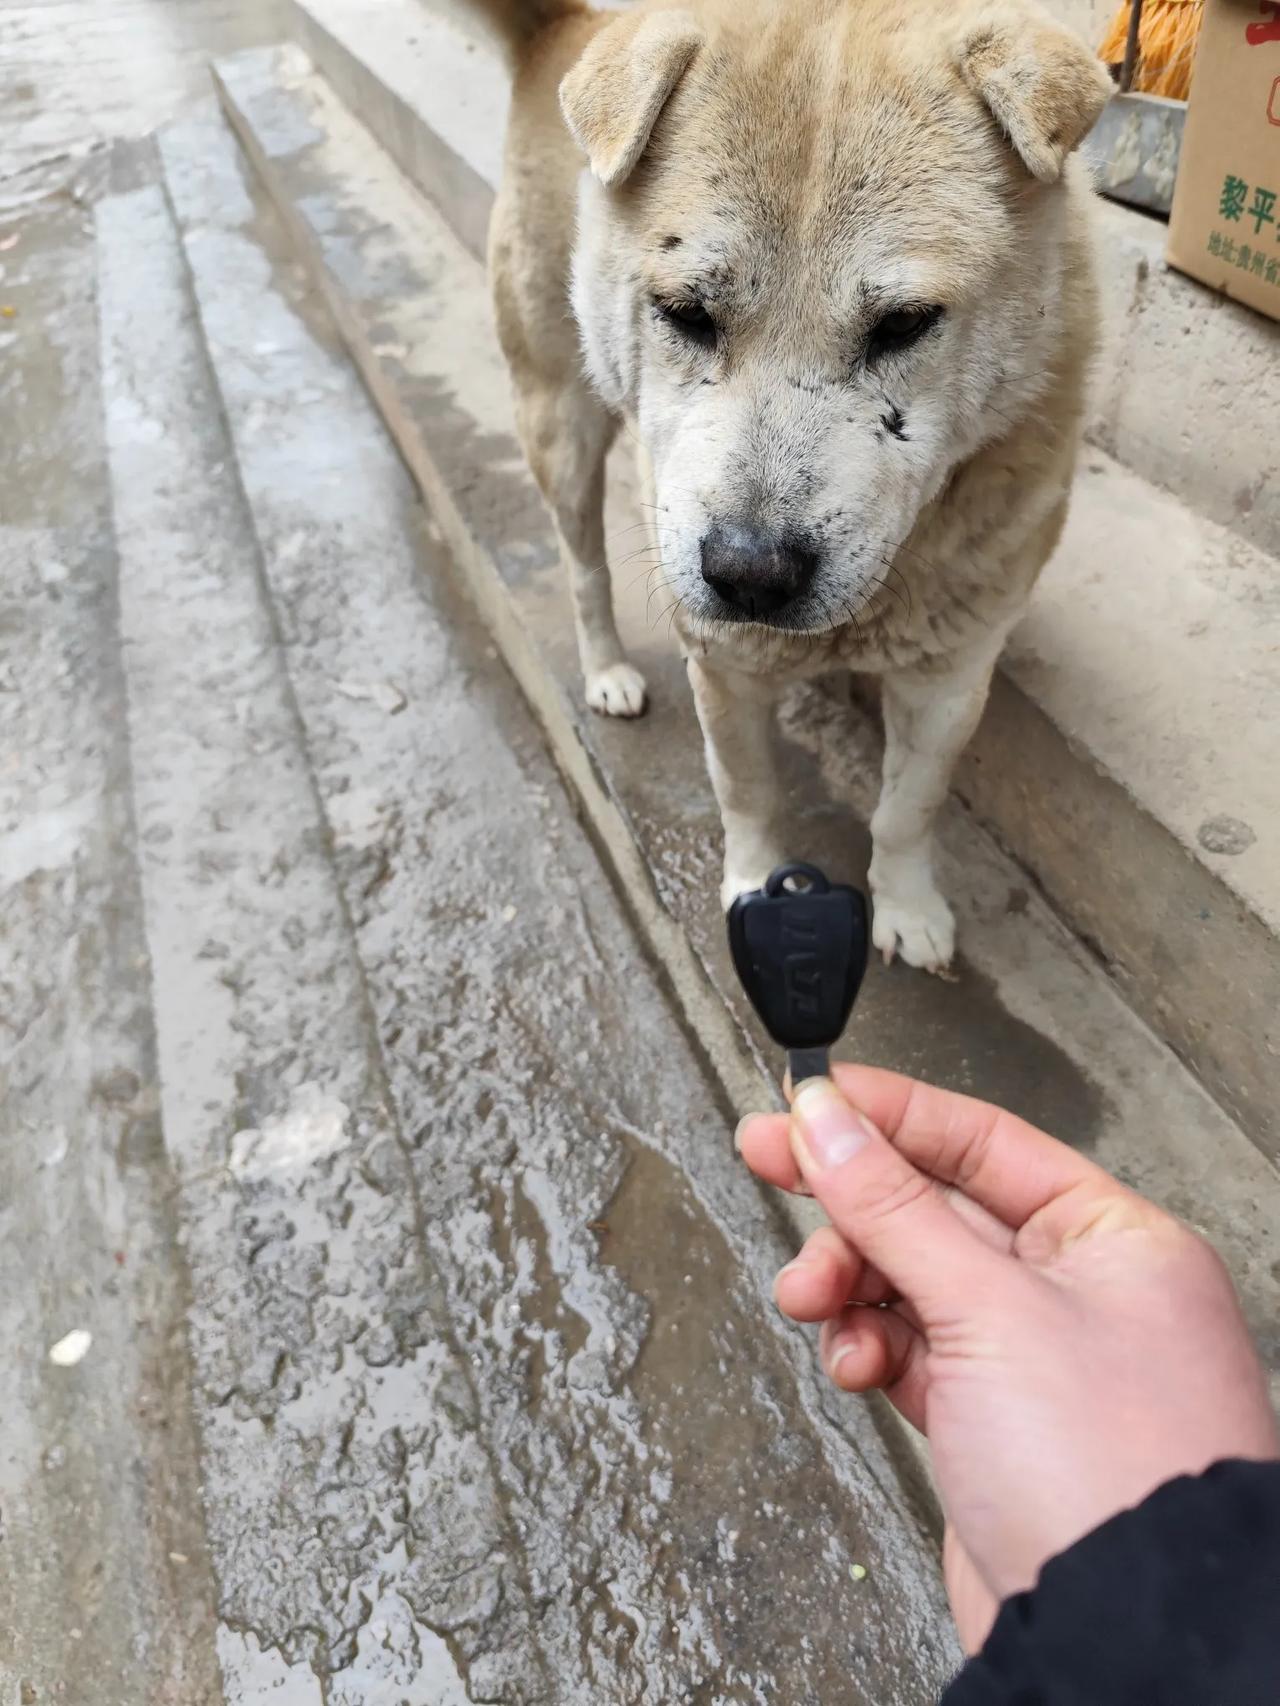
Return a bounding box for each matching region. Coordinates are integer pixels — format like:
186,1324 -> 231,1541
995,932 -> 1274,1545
868,304 -> 942,359
656,298 -> 717,347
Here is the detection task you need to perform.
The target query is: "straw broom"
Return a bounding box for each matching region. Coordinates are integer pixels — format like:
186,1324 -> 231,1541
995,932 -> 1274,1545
1098,0 -> 1204,100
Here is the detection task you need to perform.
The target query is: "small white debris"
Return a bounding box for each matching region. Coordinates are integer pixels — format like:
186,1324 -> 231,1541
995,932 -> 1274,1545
500,904 -> 518,923
48,1329 -> 92,1367
168,1551 -> 189,1565
372,340 -> 408,360
41,1131 -> 69,1168
333,678 -> 407,715
0,233 -> 20,253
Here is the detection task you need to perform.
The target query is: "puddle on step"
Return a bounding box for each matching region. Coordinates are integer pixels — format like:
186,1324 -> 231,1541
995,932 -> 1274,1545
582,1135 -> 957,1702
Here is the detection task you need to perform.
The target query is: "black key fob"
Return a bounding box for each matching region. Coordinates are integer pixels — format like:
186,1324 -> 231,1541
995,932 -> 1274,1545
727,862 -> 869,1082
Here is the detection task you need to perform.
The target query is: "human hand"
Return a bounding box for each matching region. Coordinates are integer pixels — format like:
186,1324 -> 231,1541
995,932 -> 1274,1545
737,1067 -> 1280,1651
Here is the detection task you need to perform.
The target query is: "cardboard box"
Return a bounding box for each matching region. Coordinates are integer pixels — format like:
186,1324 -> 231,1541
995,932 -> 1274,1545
1167,0 -> 1280,321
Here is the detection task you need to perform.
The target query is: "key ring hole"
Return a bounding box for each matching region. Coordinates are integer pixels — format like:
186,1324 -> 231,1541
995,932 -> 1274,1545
764,862 -> 830,898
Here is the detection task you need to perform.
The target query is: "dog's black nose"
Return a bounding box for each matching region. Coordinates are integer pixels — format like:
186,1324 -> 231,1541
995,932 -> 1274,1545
700,524 -> 818,620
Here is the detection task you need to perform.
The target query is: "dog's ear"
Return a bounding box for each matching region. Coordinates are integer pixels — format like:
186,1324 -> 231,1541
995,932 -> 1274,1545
955,8 -> 1111,182
560,10 -> 703,187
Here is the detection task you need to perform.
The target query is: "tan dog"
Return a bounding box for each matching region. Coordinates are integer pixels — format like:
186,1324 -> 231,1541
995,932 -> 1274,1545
485,0 -> 1110,970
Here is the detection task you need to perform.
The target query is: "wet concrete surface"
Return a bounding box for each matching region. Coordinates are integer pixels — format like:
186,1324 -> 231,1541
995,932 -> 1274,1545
0,0 -> 283,190
158,105 -> 958,1699
4,117 -> 959,1703
0,192 -> 224,1705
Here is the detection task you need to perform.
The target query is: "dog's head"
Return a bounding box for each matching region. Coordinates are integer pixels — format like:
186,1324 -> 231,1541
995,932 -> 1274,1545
561,0 -> 1109,633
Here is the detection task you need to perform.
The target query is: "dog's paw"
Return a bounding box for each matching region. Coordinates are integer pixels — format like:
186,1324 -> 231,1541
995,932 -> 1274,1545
586,662 -> 648,718
872,889 -> 956,976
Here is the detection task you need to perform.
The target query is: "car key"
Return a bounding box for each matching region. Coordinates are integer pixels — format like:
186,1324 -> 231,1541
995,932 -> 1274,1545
727,862 -> 869,1084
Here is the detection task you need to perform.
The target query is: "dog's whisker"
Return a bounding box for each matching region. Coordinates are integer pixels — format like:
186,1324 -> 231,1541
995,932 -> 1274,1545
605,519 -> 669,545
639,571 -> 674,607
868,567 -> 912,619
613,544 -> 664,571
650,594 -> 683,633
625,558 -> 666,589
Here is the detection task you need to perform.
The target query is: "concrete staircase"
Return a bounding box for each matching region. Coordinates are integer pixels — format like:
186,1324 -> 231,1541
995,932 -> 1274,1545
183,14 -> 1280,1342
4,4 -> 1276,1698
7,10 -> 1276,1692
4,116 -> 961,1702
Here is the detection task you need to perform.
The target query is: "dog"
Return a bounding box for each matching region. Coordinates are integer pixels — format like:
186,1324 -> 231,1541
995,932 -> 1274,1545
483,0 -> 1110,971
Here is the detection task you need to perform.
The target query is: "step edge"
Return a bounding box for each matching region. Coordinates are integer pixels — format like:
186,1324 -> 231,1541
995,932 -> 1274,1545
286,0 -> 496,261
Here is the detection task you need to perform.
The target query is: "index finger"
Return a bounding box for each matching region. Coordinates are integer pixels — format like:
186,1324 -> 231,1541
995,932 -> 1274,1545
741,1063 -> 1110,1232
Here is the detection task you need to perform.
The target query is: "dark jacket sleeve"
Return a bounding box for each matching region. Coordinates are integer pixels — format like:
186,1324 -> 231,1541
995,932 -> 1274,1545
941,1459 -> 1280,1705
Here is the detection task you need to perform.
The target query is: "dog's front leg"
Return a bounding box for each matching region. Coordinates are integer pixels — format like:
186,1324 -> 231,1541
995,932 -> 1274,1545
871,633 -> 1008,973
513,383 -> 647,718
687,655 -> 789,909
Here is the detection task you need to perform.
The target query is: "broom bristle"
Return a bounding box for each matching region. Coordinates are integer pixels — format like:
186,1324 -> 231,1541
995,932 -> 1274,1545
1098,0 -> 1204,101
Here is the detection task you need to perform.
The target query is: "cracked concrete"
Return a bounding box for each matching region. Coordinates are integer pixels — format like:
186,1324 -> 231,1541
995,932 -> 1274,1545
4,113 -> 960,1702
153,109 -> 958,1698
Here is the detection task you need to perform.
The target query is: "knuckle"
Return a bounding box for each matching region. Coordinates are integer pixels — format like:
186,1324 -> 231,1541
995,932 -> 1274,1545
951,1116 -> 998,1196
855,1161 -> 935,1229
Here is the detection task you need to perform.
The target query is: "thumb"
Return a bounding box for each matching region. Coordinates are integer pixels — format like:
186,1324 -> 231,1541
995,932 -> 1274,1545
790,1077 -> 1003,1312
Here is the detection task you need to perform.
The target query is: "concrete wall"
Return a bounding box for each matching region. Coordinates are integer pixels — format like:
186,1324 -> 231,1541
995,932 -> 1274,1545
1045,0 -> 1117,48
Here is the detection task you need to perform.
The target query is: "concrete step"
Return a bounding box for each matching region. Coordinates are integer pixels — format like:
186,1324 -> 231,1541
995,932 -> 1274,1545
230,19 -> 1280,1159
0,163 -> 224,1706
206,38 -> 1280,1424
152,97 -> 960,1700
965,456 -> 1280,1151
1088,195 -> 1280,562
